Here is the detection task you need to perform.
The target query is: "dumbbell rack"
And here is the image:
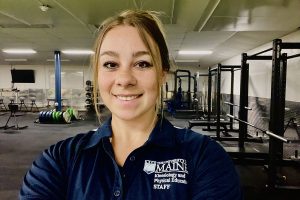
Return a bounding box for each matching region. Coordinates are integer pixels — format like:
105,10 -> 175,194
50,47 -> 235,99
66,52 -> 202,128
85,80 -> 94,111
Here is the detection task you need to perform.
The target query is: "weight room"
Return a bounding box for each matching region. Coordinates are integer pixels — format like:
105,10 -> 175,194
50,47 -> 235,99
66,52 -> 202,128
0,0 -> 300,199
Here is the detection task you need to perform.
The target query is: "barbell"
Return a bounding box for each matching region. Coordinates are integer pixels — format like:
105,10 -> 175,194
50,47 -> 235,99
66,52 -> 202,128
227,114 -> 288,143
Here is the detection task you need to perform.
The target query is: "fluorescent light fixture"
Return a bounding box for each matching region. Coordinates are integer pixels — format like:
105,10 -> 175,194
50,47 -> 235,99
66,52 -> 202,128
61,50 -> 94,55
2,49 -> 37,54
178,50 -> 212,55
175,59 -> 199,63
4,58 -> 28,62
46,59 -> 70,62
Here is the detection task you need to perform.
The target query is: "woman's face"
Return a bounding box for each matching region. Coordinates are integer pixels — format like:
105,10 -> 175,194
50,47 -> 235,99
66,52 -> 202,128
98,25 -> 161,122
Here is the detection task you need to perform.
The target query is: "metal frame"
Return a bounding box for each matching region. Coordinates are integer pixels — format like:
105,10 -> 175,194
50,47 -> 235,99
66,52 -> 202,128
174,69 -> 192,109
193,64 -> 241,139
211,64 -> 241,138
267,39 -> 300,188
237,38 -> 300,189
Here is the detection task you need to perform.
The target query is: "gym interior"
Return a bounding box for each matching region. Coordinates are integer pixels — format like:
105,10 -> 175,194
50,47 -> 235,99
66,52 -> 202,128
0,0 -> 300,199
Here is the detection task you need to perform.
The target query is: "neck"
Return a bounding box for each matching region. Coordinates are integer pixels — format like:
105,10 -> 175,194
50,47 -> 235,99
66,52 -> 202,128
110,112 -> 158,166
111,112 -> 157,143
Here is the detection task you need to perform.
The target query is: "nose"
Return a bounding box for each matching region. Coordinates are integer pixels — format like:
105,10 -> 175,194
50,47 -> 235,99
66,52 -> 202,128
115,69 -> 137,87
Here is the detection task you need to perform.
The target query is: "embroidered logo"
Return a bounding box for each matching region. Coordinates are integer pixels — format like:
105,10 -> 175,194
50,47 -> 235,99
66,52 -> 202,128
143,160 -> 157,174
143,159 -> 188,190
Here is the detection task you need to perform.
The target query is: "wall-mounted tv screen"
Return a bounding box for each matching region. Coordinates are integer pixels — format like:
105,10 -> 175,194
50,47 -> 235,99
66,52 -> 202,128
11,69 -> 35,83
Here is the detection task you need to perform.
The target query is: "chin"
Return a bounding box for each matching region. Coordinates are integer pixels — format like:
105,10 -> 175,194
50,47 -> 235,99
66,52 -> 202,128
113,114 -> 140,121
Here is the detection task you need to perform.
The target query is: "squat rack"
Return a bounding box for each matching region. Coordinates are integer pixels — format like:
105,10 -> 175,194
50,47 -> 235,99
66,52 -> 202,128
189,64 -> 244,141
237,38 -> 300,189
173,69 -> 192,109
206,64 -> 241,139
212,64 -> 241,137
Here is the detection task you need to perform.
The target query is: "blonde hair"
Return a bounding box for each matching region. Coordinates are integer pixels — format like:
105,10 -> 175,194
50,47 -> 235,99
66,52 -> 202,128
92,10 -> 170,119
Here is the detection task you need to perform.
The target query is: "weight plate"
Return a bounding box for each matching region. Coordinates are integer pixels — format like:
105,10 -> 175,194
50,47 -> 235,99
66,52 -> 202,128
47,111 -> 53,122
39,111 -> 45,123
56,111 -> 60,122
85,99 -> 92,104
42,111 -> 47,122
44,111 -> 48,121
58,111 -> 63,122
86,80 -> 92,86
72,109 -> 79,120
63,111 -> 71,123
66,108 -> 72,116
86,93 -> 92,98
52,111 -> 56,122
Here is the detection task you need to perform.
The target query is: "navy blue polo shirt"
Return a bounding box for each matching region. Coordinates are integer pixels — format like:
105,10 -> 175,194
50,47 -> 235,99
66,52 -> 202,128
20,117 -> 242,200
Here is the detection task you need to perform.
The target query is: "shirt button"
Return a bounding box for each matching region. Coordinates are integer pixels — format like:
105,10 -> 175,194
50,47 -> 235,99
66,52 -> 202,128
114,190 -> 121,197
129,156 -> 135,161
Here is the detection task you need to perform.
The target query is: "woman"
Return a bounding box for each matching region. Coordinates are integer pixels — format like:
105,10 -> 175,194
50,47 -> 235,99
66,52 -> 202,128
20,10 -> 242,199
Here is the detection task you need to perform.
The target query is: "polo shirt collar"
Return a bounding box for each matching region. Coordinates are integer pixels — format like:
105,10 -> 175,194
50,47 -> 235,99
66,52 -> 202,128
84,117 -> 177,150
84,118 -> 112,149
146,117 -> 177,147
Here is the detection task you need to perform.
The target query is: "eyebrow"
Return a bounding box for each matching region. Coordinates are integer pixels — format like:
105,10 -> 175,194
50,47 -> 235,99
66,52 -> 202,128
133,51 -> 150,57
100,50 -> 150,57
100,51 -> 118,57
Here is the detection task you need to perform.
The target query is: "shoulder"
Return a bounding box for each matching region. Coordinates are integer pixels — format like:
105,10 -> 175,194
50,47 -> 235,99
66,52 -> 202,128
19,130 -> 99,199
42,130 -> 96,166
173,128 -> 242,199
174,127 -> 223,155
50,130 -> 94,152
173,127 -> 233,173
159,118 -> 224,157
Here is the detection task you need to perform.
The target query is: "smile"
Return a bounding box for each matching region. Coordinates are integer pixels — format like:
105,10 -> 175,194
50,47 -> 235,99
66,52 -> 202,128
115,95 -> 142,101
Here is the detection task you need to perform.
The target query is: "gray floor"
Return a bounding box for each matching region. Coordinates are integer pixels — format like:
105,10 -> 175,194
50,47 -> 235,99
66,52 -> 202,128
1,109 -> 300,199
0,110 -> 99,199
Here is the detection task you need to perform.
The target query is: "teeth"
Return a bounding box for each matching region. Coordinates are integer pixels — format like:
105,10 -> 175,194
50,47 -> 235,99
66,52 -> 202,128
116,95 -> 139,101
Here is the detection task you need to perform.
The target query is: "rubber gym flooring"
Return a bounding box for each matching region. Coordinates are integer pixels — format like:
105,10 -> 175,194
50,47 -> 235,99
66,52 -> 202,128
0,108 -> 299,200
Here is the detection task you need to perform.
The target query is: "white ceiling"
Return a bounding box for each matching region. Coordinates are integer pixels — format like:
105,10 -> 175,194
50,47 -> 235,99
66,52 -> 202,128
0,0 -> 299,69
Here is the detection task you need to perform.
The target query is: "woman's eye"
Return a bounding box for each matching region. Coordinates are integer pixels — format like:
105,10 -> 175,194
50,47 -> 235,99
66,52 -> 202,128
136,61 -> 152,68
103,62 -> 117,69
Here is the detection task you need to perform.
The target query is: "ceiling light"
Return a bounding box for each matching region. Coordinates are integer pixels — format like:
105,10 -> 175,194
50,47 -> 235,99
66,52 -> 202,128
61,50 -> 94,55
4,58 -> 28,62
178,50 -> 213,55
175,59 -> 199,63
2,49 -> 37,54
